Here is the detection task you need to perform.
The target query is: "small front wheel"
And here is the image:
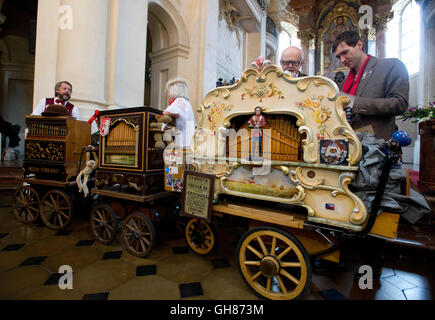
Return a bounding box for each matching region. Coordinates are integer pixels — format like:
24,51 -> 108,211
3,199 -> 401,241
185,218 -> 216,255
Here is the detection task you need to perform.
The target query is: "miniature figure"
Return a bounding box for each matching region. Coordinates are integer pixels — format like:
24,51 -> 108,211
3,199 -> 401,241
248,106 -> 266,161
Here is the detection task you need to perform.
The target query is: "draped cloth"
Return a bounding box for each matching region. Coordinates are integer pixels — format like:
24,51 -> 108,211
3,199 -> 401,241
351,132 -> 432,224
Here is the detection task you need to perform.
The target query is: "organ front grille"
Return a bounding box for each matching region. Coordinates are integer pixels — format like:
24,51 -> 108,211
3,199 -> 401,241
227,114 -> 301,161
103,120 -> 139,167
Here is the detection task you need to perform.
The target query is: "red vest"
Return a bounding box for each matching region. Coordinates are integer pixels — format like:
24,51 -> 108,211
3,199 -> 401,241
45,98 -> 75,116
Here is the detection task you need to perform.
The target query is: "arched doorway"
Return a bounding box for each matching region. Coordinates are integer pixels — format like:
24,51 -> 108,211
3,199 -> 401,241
146,0 -> 190,110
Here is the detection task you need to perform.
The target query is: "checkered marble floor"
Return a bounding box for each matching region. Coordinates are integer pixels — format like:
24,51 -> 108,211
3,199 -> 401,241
0,190 -> 434,300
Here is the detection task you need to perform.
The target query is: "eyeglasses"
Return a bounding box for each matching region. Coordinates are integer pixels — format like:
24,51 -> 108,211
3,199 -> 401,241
280,60 -> 302,67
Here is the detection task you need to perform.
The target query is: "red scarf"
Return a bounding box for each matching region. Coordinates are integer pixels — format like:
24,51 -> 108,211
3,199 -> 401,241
342,55 -> 371,96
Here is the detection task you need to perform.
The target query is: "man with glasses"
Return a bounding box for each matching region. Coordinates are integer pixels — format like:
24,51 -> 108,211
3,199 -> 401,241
280,46 -> 307,77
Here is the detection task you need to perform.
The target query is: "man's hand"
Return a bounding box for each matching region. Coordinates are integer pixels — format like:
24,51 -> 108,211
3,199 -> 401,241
338,91 -> 355,123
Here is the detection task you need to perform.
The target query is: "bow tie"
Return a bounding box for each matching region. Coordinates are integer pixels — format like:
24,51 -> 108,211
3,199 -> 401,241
55,98 -> 64,105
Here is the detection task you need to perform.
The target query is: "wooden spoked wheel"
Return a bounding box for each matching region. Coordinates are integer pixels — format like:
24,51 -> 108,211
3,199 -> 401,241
185,218 -> 216,255
122,212 -> 155,258
40,190 -> 74,230
13,186 -> 41,224
90,204 -> 118,245
236,226 -> 311,300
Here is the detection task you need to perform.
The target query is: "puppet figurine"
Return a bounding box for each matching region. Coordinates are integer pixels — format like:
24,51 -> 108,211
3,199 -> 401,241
248,106 -> 266,161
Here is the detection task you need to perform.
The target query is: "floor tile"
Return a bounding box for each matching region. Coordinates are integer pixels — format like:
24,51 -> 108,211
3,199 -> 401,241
3,225 -> 54,243
201,267 -> 259,300
403,287 -> 434,300
0,266 -> 50,299
44,273 -> 64,286
19,285 -> 84,300
211,258 -> 231,269
76,240 -> 95,247
179,282 -> 203,298
21,236 -> 77,257
109,275 -> 179,300
0,233 -> 8,239
380,267 -> 396,278
56,230 -> 72,236
393,268 -> 433,289
20,256 -> 47,267
157,253 -> 214,283
102,251 -> 123,260
0,250 -> 27,272
172,246 -> 189,254
2,243 -> 25,251
82,292 -> 109,300
73,260 -> 135,293
383,275 -> 418,291
41,246 -> 101,273
136,265 -> 157,276
318,288 -> 347,300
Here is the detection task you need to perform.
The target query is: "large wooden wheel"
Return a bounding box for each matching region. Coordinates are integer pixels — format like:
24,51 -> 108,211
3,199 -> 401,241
90,204 -> 118,245
122,212 -> 155,258
40,189 -> 74,230
185,218 -> 216,255
13,186 -> 41,224
236,226 -> 311,300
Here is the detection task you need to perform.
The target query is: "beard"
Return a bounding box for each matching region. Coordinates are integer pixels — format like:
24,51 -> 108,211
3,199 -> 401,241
57,93 -> 70,101
285,68 -> 298,77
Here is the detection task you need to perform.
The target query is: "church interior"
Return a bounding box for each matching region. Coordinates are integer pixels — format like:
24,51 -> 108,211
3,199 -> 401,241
0,0 -> 434,303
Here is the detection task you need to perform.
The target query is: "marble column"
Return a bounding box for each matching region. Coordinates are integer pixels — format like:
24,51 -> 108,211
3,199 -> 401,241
33,0 -> 148,130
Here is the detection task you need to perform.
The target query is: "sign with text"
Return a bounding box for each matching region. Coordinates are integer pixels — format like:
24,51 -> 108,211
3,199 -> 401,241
181,171 -> 214,222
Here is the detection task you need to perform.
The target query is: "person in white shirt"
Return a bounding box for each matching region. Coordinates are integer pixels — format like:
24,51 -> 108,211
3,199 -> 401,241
163,78 -> 196,149
32,81 -> 80,119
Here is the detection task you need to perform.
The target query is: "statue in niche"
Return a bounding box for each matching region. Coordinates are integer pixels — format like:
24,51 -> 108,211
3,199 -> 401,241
248,106 -> 266,161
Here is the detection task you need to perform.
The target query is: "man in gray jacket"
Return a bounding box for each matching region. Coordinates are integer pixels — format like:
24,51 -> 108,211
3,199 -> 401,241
331,31 -> 410,280
332,31 -> 409,141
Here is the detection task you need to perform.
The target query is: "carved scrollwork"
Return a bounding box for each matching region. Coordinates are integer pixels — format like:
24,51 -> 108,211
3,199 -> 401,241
212,162 -> 241,178
296,77 -> 338,100
288,168 -> 367,226
298,126 -> 317,163
289,167 -> 325,190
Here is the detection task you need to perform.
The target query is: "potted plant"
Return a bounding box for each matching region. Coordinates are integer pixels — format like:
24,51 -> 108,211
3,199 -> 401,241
400,101 -> 435,193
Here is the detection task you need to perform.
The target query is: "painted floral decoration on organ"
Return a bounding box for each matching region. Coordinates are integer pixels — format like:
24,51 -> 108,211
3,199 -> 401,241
251,56 -> 271,72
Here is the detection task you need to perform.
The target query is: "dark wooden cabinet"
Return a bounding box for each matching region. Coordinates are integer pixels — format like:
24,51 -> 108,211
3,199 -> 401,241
23,115 -> 91,181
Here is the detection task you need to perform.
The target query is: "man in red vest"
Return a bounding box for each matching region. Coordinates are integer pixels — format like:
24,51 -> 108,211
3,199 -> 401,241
32,81 -> 79,119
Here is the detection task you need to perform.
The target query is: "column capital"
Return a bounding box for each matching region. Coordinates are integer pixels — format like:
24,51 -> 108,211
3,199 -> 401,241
297,29 -> 316,47
374,10 -> 394,32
